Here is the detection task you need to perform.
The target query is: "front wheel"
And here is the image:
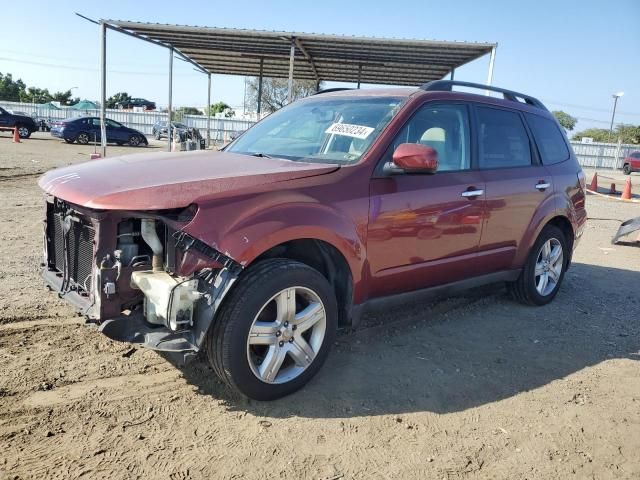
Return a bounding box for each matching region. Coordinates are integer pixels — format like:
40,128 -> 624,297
623,164 -> 632,175
507,225 -> 568,306
128,135 -> 142,147
16,125 -> 31,138
207,259 -> 338,400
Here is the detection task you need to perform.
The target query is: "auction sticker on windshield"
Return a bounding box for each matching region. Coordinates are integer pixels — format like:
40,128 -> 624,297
325,123 -> 375,139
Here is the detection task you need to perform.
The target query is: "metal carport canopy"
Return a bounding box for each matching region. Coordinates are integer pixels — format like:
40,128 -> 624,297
104,20 -> 496,86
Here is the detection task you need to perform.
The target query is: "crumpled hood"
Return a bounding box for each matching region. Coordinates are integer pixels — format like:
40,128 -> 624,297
38,150 -> 339,210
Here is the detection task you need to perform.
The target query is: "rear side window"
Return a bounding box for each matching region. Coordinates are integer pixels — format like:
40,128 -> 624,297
525,113 -> 570,165
477,107 -> 532,169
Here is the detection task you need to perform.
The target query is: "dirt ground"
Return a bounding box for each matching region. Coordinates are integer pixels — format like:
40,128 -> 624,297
1,132 -> 639,480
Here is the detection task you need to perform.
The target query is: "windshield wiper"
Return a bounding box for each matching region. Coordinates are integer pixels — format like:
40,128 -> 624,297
250,152 -> 272,158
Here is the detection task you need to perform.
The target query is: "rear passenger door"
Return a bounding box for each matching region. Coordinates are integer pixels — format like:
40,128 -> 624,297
474,105 -> 553,272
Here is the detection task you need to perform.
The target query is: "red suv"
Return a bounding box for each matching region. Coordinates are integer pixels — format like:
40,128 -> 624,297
38,81 -> 587,400
622,151 -> 640,175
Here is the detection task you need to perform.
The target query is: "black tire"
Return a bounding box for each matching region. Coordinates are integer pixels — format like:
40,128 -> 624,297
76,132 -> 90,145
507,224 -> 568,306
623,164 -> 632,175
64,138 -> 74,144
128,135 -> 142,147
16,125 -> 31,139
206,259 -> 338,400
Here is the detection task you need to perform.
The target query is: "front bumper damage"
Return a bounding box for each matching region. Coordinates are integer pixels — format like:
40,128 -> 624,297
98,267 -> 238,357
42,197 -> 243,361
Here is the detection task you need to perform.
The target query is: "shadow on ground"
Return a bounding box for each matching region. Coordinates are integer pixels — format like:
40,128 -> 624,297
171,262 -> 640,418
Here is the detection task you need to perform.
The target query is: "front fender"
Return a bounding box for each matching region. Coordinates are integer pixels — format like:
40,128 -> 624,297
182,189 -> 368,299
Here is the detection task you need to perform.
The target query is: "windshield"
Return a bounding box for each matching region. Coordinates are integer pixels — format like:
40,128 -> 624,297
227,96 -> 404,164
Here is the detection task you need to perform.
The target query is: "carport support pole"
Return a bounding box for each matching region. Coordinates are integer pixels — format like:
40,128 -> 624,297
450,68 -> 455,80
167,47 -> 173,152
257,59 -> 264,118
357,64 -> 362,89
99,22 -> 107,158
287,41 -> 295,104
486,46 -> 496,86
207,73 -> 211,148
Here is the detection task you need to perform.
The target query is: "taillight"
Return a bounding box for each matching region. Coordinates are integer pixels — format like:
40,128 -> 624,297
577,170 -> 586,191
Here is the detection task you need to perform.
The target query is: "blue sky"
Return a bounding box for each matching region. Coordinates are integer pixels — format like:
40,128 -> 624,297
1,0 -> 639,131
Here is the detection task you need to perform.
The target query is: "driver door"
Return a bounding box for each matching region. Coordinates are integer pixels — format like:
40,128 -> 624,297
367,103 -> 486,298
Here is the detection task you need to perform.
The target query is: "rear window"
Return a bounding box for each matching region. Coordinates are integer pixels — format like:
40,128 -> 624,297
477,107 -> 532,169
525,113 -> 570,165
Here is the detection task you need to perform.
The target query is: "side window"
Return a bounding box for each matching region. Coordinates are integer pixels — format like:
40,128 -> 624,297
633,152 -> 640,159
524,113 -> 570,165
477,107 -> 532,169
391,104 -> 470,171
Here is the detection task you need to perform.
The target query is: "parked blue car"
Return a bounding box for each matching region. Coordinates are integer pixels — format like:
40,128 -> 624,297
50,117 -> 148,146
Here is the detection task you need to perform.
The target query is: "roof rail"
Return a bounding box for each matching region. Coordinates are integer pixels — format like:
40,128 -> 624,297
420,80 -> 548,111
313,87 -> 355,95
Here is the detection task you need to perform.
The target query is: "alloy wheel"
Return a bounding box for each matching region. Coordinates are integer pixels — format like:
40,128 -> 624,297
18,127 -> 29,138
534,238 -> 563,296
246,286 -> 327,384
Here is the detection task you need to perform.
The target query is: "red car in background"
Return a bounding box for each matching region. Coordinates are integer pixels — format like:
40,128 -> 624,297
37,80 -> 587,400
622,151 -> 640,175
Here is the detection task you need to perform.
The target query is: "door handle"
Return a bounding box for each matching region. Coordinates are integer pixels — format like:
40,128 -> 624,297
461,189 -> 484,198
535,182 -> 551,191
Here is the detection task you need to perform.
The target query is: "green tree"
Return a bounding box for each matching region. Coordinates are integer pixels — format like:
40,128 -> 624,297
52,90 -> 80,106
0,72 -> 27,101
208,101 -> 234,117
23,86 -> 53,103
179,106 -> 203,116
105,92 -> 132,109
246,77 -> 321,114
552,111 -> 577,131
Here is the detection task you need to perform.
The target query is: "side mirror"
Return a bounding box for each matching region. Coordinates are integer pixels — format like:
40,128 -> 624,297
388,143 -> 439,174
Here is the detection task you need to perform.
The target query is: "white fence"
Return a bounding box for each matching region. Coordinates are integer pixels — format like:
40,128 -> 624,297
0,100 -> 255,142
569,141 -> 638,170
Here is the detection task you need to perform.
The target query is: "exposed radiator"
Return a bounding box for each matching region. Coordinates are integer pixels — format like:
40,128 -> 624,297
47,205 -> 95,292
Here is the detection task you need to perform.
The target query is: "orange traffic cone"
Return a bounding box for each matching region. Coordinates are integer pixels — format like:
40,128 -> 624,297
12,127 -> 20,143
588,172 -> 598,191
621,178 -> 632,200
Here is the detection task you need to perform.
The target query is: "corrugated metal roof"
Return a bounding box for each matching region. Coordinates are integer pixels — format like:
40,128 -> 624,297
104,20 -> 496,86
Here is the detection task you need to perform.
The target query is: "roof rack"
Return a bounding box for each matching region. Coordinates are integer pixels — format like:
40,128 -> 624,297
420,80 -> 547,111
313,87 -> 355,95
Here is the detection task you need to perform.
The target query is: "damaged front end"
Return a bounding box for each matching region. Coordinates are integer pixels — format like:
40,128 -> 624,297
42,196 -> 242,361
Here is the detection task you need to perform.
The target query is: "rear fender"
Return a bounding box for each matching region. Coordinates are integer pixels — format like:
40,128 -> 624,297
512,192 -> 562,267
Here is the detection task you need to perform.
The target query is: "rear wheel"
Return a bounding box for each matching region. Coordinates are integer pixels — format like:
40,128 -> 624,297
507,225 -> 568,306
207,259 -> 337,400
623,164 -> 632,175
76,132 -> 90,145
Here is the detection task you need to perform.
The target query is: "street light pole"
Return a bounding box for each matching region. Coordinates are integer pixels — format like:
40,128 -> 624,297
608,92 -> 624,143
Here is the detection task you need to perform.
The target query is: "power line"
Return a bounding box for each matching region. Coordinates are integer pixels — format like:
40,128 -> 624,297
0,56 -> 203,77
